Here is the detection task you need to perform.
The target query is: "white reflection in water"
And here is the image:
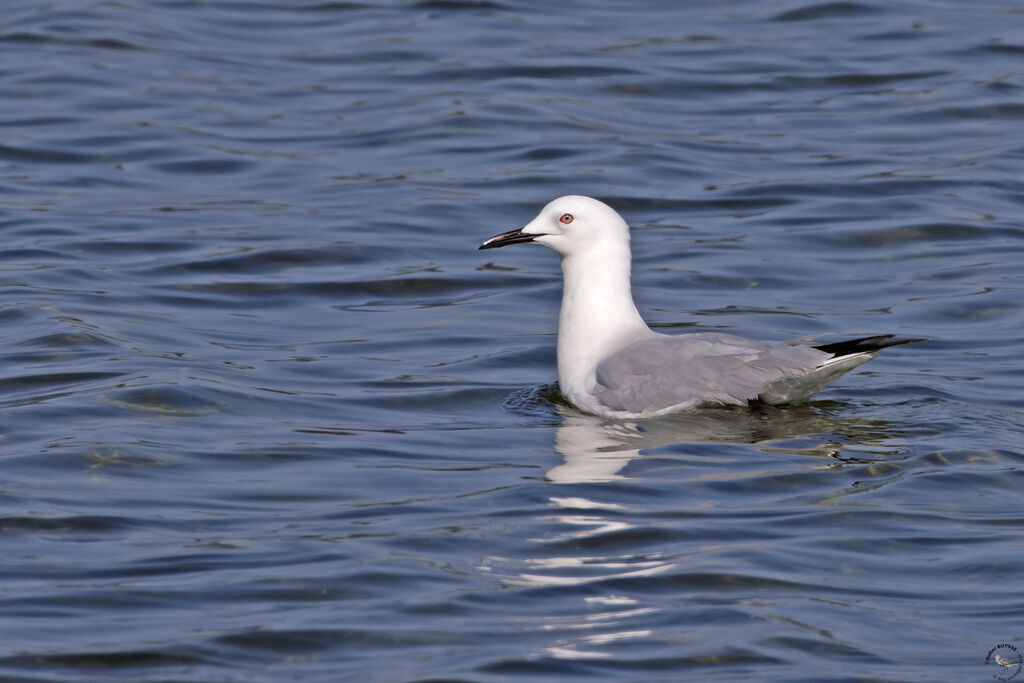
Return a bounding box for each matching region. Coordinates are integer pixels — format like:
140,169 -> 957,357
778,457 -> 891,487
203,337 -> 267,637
516,555 -> 674,587
498,403 -> 901,659
547,403 -> 892,483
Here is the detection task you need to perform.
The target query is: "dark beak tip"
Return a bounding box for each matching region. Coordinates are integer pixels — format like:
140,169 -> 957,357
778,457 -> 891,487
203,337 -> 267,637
479,228 -> 536,250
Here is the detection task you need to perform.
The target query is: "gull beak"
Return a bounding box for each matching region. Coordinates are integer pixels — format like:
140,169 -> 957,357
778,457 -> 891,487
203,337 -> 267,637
479,227 -> 537,250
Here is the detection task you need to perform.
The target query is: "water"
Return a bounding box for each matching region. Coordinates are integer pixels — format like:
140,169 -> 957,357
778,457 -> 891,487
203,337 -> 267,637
1,1 -> 1022,680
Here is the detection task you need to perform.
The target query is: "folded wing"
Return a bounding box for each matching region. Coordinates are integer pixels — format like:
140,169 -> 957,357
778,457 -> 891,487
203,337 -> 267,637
593,333 -> 922,415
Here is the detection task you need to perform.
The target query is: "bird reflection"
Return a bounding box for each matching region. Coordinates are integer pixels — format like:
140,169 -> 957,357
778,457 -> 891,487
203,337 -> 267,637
498,399 -> 900,660
547,401 -> 894,483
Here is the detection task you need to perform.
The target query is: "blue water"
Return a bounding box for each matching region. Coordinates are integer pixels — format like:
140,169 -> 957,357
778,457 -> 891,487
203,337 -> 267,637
1,1 -> 1023,681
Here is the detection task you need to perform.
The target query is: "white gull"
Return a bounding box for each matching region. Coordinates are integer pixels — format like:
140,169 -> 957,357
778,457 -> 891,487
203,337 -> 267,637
480,195 -> 922,419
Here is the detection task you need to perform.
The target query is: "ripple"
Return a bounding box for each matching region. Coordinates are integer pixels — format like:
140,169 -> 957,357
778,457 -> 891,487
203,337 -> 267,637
152,158 -> 256,175
772,1 -> 880,22
0,515 -> 134,534
500,383 -> 566,418
0,32 -> 142,51
0,143 -> 97,164
0,0 -> 1020,680
98,386 -> 229,416
0,650 -> 207,672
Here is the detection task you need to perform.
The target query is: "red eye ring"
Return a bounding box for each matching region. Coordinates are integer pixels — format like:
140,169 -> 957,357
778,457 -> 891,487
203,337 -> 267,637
559,213 -> 574,224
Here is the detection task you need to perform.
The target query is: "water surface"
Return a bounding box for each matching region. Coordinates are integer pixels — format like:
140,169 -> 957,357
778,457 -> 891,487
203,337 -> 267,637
1,1 -> 1023,681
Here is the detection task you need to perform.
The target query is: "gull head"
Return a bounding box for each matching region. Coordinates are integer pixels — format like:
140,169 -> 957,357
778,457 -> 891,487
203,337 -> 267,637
479,195 -> 630,258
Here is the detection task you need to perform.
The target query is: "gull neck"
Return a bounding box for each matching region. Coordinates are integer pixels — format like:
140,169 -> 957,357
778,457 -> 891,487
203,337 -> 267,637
556,242 -> 652,403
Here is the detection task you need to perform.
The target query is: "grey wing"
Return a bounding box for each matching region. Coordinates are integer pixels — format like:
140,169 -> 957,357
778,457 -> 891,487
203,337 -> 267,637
593,332 -> 831,413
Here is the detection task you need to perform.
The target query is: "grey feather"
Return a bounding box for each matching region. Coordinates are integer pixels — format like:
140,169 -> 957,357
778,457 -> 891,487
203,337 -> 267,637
592,333 -> 835,413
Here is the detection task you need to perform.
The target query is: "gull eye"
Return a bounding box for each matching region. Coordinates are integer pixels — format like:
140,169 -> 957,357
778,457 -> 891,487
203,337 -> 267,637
559,213 -> 574,224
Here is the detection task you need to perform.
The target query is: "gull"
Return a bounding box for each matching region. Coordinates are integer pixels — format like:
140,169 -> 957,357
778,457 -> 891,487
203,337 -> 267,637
480,195 -> 922,419
995,651 -> 1019,671
995,653 -> 1021,670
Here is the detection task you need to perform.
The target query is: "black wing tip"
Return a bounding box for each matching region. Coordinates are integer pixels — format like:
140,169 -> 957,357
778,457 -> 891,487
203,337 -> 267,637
813,335 -> 927,357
